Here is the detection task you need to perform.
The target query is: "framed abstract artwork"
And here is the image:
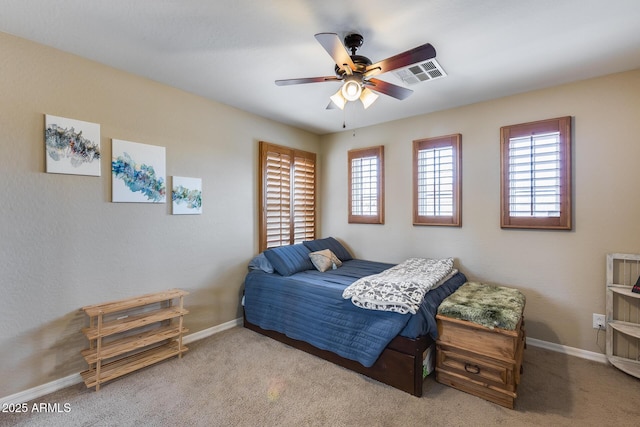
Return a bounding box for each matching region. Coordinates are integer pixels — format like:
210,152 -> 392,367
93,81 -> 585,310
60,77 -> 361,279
111,139 -> 166,203
172,176 -> 202,215
45,114 -> 101,176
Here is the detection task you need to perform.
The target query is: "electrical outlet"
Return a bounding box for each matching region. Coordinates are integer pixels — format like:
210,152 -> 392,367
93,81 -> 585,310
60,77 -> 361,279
593,313 -> 606,329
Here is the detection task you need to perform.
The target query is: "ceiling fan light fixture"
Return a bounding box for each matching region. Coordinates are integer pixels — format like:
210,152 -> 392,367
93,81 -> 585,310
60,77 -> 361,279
276,33 -> 437,112
329,89 -> 346,110
360,87 -> 379,109
341,78 -> 362,101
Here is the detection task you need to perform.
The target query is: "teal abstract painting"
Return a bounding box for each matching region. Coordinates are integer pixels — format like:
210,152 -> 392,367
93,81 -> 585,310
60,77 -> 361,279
112,139 -> 166,203
172,176 -> 202,215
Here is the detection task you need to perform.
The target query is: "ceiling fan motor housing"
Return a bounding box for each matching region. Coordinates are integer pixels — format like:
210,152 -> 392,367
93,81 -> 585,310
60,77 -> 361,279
335,33 -> 371,77
334,55 -> 371,76
344,33 -> 364,53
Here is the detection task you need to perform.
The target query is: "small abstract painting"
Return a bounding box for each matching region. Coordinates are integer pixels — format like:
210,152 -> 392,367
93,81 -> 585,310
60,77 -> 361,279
45,114 -> 101,176
112,139 -> 166,203
172,176 -> 202,215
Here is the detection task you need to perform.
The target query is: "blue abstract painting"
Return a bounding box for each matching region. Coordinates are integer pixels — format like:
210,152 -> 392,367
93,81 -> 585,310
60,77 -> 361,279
172,176 -> 202,215
112,139 -> 166,203
45,114 -> 101,176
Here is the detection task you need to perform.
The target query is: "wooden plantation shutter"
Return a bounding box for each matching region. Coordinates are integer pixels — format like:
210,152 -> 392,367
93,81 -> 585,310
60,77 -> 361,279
259,141 -> 316,251
262,143 -> 292,249
348,146 -> 384,224
293,154 -> 316,243
500,116 -> 572,229
413,134 -> 461,226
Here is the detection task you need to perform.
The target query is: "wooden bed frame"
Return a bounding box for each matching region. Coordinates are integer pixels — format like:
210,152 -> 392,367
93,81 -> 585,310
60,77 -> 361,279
243,315 -> 432,397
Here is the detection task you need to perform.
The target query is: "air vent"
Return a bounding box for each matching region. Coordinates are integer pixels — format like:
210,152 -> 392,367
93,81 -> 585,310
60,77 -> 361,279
393,58 -> 447,86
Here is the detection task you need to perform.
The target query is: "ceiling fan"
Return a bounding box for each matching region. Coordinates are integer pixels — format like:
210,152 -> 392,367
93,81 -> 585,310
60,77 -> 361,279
275,32 -> 436,110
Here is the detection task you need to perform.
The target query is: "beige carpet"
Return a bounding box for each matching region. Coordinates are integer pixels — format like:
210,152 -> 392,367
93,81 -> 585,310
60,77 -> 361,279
2,326 -> 639,427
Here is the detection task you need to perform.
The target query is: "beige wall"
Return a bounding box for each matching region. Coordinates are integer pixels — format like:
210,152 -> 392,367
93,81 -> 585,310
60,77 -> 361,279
0,32 -> 320,398
319,70 -> 640,354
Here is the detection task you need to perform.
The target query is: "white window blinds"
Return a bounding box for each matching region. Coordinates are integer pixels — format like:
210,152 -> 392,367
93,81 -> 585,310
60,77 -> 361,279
508,132 -> 561,218
351,156 -> 378,216
417,146 -> 454,217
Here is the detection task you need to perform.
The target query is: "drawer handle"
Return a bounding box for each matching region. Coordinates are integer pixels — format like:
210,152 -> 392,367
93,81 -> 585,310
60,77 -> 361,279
464,363 -> 480,374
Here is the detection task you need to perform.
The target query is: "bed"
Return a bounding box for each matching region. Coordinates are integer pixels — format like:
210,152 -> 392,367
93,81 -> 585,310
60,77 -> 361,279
242,237 -> 467,396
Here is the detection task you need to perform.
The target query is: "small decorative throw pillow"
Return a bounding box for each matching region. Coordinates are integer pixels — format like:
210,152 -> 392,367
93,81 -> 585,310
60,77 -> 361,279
633,276 -> 640,294
309,249 -> 342,272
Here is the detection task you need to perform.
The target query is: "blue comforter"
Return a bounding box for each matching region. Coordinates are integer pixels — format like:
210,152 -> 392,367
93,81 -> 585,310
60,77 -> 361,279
243,259 -> 466,367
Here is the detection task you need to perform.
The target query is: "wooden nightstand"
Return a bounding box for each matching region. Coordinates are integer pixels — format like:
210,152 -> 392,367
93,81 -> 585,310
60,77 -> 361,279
435,283 -> 526,409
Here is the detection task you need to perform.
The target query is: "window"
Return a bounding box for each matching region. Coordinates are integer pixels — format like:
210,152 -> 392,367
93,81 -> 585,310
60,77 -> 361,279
259,141 -> 316,251
413,134 -> 462,226
348,146 -> 384,224
500,116 -> 572,230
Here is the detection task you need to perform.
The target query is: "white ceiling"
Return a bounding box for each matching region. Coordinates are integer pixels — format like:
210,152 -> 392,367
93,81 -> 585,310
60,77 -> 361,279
1,0 -> 640,135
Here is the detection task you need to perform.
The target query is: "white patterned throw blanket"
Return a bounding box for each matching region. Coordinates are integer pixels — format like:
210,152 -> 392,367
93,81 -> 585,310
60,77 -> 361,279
342,257 -> 455,314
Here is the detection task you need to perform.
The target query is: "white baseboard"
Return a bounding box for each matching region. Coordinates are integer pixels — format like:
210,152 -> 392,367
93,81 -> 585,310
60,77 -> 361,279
0,372 -> 84,408
0,317 -> 243,406
2,322 -> 606,406
526,337 -> 608,364
182,317 -> 243,344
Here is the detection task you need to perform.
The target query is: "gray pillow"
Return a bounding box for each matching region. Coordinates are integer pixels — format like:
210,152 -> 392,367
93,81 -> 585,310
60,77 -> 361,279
309,249 -> 342,272
248,253 -> 274,273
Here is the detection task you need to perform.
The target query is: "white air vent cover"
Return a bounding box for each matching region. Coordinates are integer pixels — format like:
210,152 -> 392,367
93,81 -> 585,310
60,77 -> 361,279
393,58 -> 447,85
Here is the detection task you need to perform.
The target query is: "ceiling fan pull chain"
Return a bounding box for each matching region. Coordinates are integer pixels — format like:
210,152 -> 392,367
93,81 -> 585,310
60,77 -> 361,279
342,106 -> 346,129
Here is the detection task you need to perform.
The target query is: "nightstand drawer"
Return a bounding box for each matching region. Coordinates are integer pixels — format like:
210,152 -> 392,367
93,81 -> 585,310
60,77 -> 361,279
437,343 -> 520,391
436,314 -> 524,361
436,369 -> 517,409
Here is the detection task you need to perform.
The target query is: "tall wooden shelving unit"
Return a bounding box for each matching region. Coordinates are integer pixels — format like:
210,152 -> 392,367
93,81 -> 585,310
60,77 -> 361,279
80,289 -> 189,390
606,253 -> 640,378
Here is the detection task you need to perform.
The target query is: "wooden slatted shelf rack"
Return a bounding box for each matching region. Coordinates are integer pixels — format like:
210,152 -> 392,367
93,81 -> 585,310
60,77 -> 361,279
80,289 -> 189,390
606,253 -> 640,379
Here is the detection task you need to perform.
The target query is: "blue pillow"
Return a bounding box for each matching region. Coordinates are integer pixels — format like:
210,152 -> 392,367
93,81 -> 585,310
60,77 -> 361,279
263,244 -> 314,276
303,237 -> 353,261
248,253 -> 274,273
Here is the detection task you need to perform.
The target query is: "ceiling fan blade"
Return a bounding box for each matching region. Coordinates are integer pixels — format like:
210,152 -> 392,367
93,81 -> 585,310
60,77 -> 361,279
314,33 -> 356,72
365,43 -> 436,76
275,76 -> 340,86
365,78 -> 413,100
